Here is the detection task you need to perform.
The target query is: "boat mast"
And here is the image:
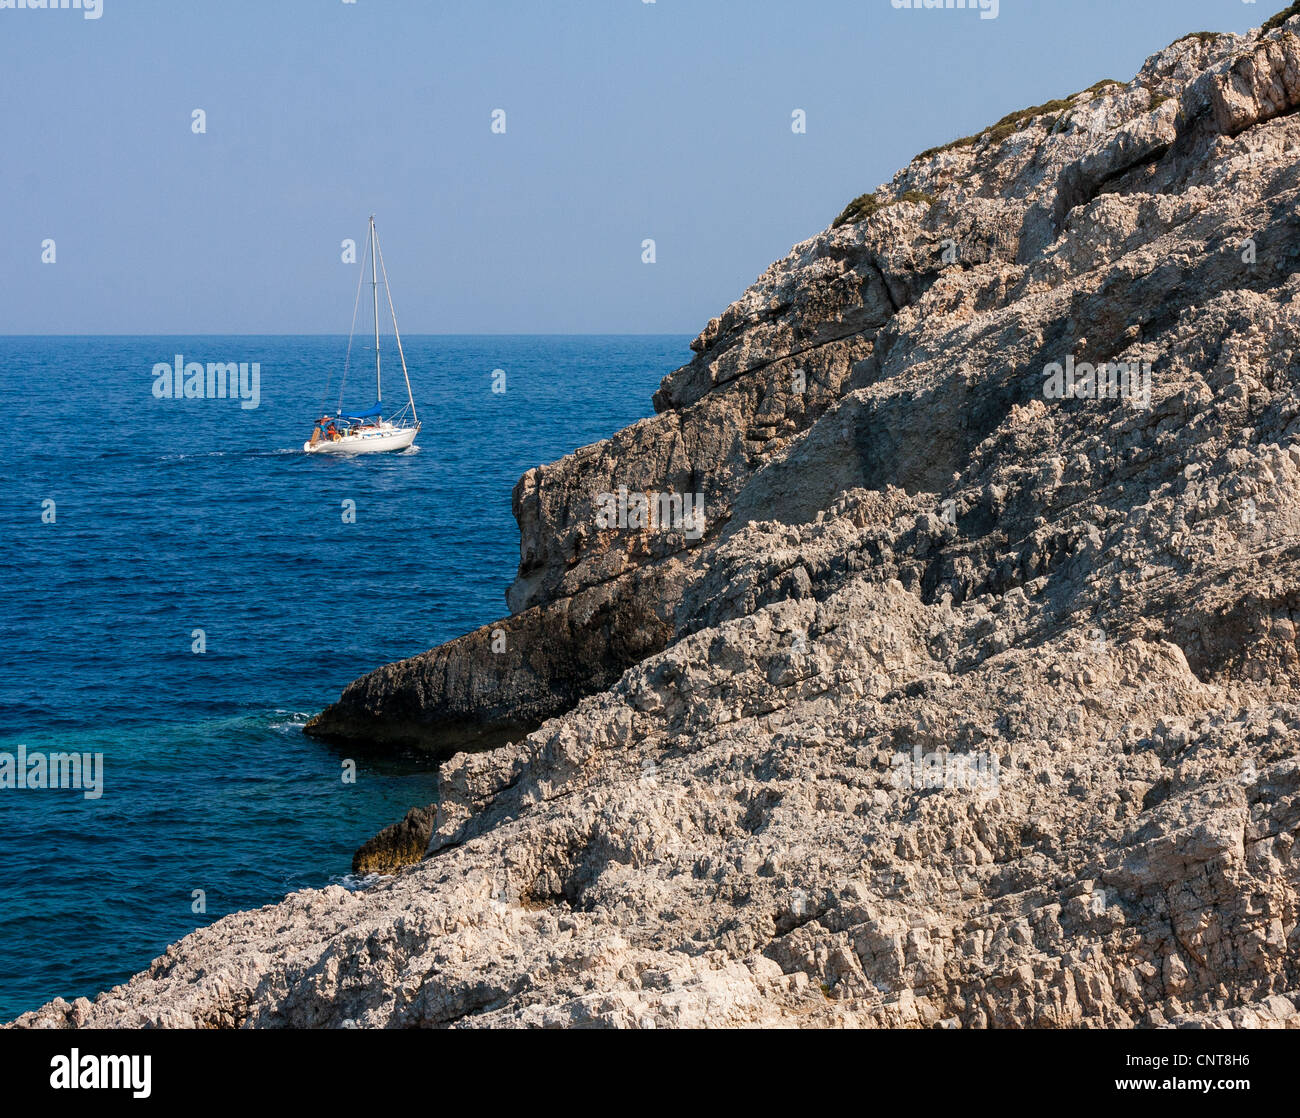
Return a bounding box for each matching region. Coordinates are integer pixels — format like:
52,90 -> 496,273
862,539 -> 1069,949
370,215 -> 382,406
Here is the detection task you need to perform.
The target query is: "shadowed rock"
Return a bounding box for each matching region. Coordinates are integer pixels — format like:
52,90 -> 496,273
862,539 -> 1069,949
352,805 -> 438,877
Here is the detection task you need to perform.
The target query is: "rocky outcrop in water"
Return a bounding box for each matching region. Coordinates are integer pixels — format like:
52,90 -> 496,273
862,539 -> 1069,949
16,14 -> 1300,1028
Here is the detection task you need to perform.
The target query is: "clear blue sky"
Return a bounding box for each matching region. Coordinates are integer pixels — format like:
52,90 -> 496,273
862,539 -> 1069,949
0,0 -> 1272,334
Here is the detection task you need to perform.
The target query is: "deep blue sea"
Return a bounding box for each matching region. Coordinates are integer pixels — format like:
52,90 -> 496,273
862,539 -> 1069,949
0,334 -> 685,1022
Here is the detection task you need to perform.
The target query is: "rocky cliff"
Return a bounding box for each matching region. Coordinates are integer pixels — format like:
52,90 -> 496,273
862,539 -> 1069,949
16,13 -> 1300,1027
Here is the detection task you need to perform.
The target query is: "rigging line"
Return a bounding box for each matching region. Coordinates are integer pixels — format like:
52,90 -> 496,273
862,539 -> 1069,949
331,223 -> 370,416
375,232 -> 418,426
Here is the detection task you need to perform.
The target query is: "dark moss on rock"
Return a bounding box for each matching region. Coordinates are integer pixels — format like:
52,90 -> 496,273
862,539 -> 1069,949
352,804 -> 437,876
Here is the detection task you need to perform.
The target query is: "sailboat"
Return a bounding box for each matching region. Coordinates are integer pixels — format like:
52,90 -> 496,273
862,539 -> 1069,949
305,215 -> 420,455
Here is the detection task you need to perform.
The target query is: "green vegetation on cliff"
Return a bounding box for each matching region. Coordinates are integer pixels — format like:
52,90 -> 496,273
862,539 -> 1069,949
1263,4 -> 1300,33
832,190 -> 935,229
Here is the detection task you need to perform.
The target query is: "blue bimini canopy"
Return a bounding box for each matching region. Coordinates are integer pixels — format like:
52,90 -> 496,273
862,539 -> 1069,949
343,403 -> 383,420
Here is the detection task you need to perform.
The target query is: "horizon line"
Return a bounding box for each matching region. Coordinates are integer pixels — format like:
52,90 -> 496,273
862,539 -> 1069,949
0,331 -> 696,339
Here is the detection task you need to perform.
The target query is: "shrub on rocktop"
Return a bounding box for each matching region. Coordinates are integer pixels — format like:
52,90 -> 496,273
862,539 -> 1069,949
831,190 -> 935,229
909,80 -> 1122,163
1263,3 -> 1300,33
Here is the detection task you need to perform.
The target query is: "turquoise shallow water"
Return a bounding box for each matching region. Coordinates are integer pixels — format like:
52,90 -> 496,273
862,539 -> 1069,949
0,334 -> 686,1021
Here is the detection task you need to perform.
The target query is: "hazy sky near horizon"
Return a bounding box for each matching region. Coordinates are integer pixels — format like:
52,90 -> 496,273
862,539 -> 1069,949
0,0 -> 1272,334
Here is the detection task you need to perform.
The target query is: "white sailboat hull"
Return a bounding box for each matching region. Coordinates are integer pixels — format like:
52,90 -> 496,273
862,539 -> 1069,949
304,422 -> 419,455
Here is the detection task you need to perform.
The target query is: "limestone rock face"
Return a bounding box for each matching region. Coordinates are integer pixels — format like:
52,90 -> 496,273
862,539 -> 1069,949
16,15 -> 1300,1028
1208,29 -> 1300,135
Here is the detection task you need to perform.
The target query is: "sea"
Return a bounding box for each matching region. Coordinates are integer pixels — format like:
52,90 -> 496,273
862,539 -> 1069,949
0,334 -> 686,1022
